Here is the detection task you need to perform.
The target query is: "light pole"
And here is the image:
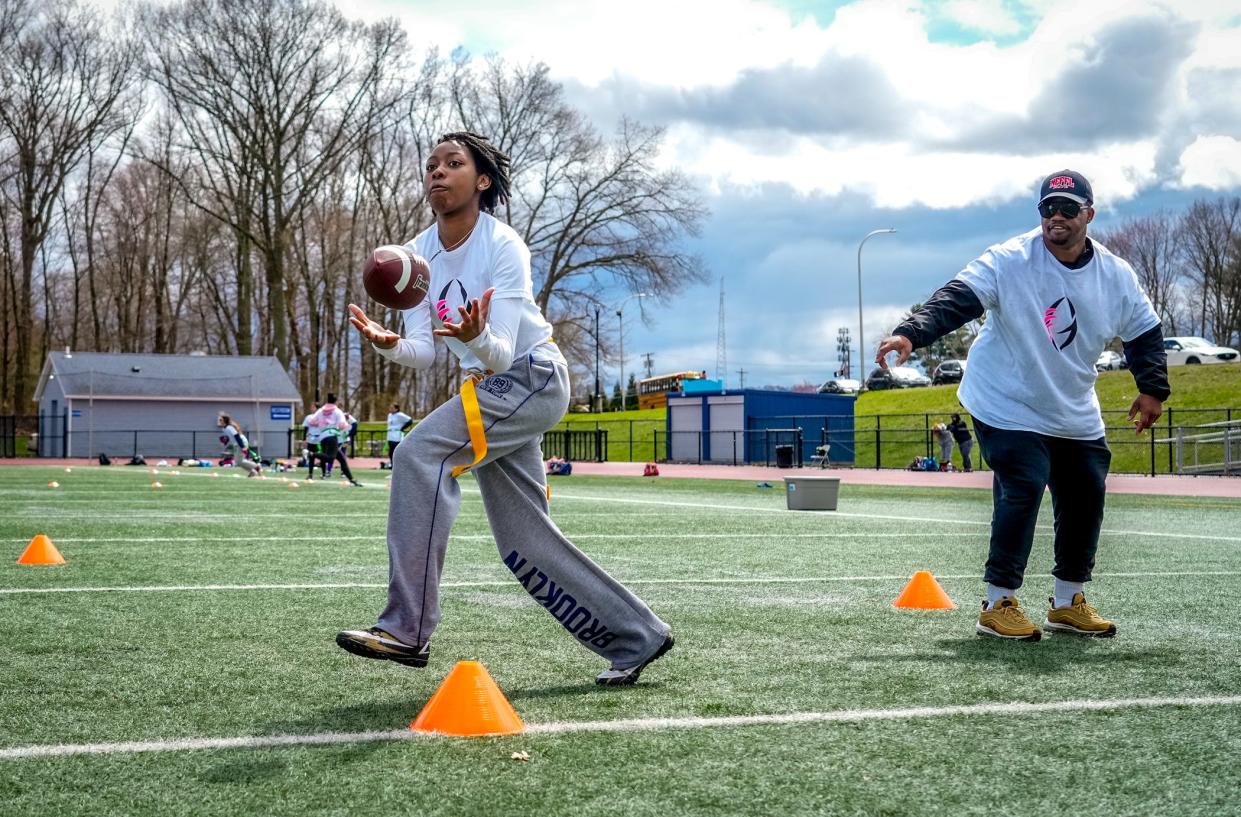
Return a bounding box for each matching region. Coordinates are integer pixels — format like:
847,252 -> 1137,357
616,293 -> 647,411
593,306 -> 601,413
857,228 -> 897,384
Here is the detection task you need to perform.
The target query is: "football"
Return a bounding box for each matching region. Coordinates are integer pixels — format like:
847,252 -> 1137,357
362,245 -> 430,310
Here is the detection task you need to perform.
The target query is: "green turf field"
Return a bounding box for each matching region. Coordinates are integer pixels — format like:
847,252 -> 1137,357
2,465 -> 1240,816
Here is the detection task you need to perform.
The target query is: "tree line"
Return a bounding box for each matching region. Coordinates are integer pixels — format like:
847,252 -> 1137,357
0,0 -> 708,417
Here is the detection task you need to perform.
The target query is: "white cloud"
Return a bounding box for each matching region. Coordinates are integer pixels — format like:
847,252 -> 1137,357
1178,135 -> 1241,190
939,0 -> 1023,35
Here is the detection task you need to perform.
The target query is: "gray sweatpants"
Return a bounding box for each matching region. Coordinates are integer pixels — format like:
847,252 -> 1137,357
377,354 -> 670,670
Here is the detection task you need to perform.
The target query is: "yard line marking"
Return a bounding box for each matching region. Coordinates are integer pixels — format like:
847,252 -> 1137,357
542,492 -> 1241,543
2,532 -> 970,545
5,571 -> 1240,595
4,694 -> 1239,760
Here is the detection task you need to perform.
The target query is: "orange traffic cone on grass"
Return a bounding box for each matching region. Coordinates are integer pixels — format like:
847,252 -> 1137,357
892,570 -> 956,610
410,661 -> 524,737
17,534 -> 65,565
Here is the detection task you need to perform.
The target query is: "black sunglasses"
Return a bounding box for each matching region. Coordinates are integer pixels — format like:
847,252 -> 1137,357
1038,199 -> 1087,219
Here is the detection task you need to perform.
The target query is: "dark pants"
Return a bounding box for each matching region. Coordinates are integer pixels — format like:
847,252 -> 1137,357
319,437 -> 354,481
972,418 -> 1111,591
305,442 -> 325,478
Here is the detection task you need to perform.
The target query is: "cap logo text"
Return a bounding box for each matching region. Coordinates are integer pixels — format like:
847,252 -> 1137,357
1049,176 -> 1076,190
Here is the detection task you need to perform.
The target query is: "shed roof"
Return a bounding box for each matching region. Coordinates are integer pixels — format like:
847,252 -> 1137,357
35,352 -> 302,402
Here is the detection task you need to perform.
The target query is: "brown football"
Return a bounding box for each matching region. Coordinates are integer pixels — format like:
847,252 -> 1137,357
362,245 -> 430,310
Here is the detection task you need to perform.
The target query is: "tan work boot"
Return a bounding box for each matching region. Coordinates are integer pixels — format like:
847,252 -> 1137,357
976,596 -> 1042,641
1045,592 -> 1117,637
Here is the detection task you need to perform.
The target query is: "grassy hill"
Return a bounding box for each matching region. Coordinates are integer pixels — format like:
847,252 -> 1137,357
856,363 -> 1240,417
360,367 -> 1236,473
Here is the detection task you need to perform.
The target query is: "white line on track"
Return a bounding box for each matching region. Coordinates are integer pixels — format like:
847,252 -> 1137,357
4,570 -> 1239,595
3,694 -> 1239,760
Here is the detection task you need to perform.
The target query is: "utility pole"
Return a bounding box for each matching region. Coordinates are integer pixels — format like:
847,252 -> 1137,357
716,278 -> 727,391
736,368 -> 746,389
642,353 -> 654,379
593,306 -> 601,413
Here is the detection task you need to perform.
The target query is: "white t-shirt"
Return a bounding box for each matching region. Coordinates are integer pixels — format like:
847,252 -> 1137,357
302,413 -> 324,444
374,212 -> 565,373
956,228 -> 1160,439
387,411 -> 413,442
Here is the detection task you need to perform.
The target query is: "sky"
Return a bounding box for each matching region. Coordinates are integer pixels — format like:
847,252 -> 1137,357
281,0 -> 1241,386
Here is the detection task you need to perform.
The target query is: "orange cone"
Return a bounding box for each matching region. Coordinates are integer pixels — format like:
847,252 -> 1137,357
17,534 -> 65,565
892,570 -> 956,610
410,661 -> 524,737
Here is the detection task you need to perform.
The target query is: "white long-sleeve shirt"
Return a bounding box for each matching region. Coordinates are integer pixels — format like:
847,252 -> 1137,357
373,212 -> 564,374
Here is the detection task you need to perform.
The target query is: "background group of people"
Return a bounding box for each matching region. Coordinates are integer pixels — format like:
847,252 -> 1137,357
932,413 -> 975,472
212,399 -> 416,484
302,395 -> 362,486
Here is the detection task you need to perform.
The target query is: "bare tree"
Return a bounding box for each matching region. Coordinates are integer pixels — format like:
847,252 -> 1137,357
0,0 -> 139,410
450,59 -> 709,370
142,0 -> 407,367
1096,211 -> 1183,334
1180,198 -> 1241,344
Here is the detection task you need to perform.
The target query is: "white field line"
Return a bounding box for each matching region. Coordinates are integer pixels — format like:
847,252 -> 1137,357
7,486 -> 1238,541
3,532 -> 972,545
3,694 -> 1239,761
5,570 -> 1240,596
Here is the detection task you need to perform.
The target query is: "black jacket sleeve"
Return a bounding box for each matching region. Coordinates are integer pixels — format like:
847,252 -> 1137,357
1122,325 -> 1171,402
891,280 -> 985,349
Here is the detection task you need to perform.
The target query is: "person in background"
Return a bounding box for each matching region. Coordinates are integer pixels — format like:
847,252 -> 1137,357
386,403 -> 414,467
932,422 -> 954,470
948,413 -> 974,472
218,414 -> 260,477
302,402 -> 326,480
308,395 -> 360,486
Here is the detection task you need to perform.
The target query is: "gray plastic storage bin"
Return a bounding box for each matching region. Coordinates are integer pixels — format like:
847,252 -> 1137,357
783,476 -> 841,511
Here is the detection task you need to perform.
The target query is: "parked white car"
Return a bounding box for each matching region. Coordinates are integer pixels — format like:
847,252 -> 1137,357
1163,337 -> 1240,365
1095,350 -> 1125,371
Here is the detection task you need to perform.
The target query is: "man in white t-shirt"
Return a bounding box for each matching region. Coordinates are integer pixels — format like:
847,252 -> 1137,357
385,403 -> 413,465
876,170 -> 1169,642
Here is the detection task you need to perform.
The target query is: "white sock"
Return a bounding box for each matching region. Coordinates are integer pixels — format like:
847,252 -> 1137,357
1054,579 -> 1084,609
986,584 -> 1016,610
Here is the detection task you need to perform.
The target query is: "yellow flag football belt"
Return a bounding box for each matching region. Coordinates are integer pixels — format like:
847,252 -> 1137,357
451,377 -> 488,479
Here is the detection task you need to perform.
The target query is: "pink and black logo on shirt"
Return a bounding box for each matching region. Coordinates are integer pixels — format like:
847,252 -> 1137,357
1043,296 -> 1078,350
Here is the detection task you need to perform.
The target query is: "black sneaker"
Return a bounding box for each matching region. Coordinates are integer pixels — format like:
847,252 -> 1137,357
596,634 -> 675,686
335,626 -> 430,667
349,479 -> 363,487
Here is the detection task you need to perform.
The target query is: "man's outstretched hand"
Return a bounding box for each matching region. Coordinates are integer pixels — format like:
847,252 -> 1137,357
874,335 -> 913,369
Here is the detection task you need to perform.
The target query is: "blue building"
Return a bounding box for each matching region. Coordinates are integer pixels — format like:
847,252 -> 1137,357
666,388 -> 856,465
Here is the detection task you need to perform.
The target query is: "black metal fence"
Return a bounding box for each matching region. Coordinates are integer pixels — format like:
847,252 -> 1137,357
541,429 -> 608,462
5,407 -> 1238,475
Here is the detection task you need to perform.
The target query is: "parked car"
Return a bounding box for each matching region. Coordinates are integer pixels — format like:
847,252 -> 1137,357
1163,336 -> 1240,365
865,366 -> 931,390
818,378 -> 861,394
1095,350 -> 1125,371
931,359 -> 967,385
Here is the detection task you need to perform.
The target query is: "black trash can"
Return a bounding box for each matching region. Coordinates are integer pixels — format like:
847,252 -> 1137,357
775,445 -> 794,469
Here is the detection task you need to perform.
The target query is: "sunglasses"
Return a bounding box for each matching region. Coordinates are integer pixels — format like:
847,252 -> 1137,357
1038,199 -> 1088,219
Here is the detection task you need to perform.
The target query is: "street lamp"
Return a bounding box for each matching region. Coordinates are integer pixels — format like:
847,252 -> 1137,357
594,306 -> 601,413
857,228 -> 897,384
616,293 -> 648,412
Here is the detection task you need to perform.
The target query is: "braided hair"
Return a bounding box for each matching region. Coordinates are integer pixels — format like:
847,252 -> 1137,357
440,131 -> 511,213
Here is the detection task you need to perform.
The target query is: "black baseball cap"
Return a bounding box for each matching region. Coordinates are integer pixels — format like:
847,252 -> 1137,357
1039,170 -> 1093,206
